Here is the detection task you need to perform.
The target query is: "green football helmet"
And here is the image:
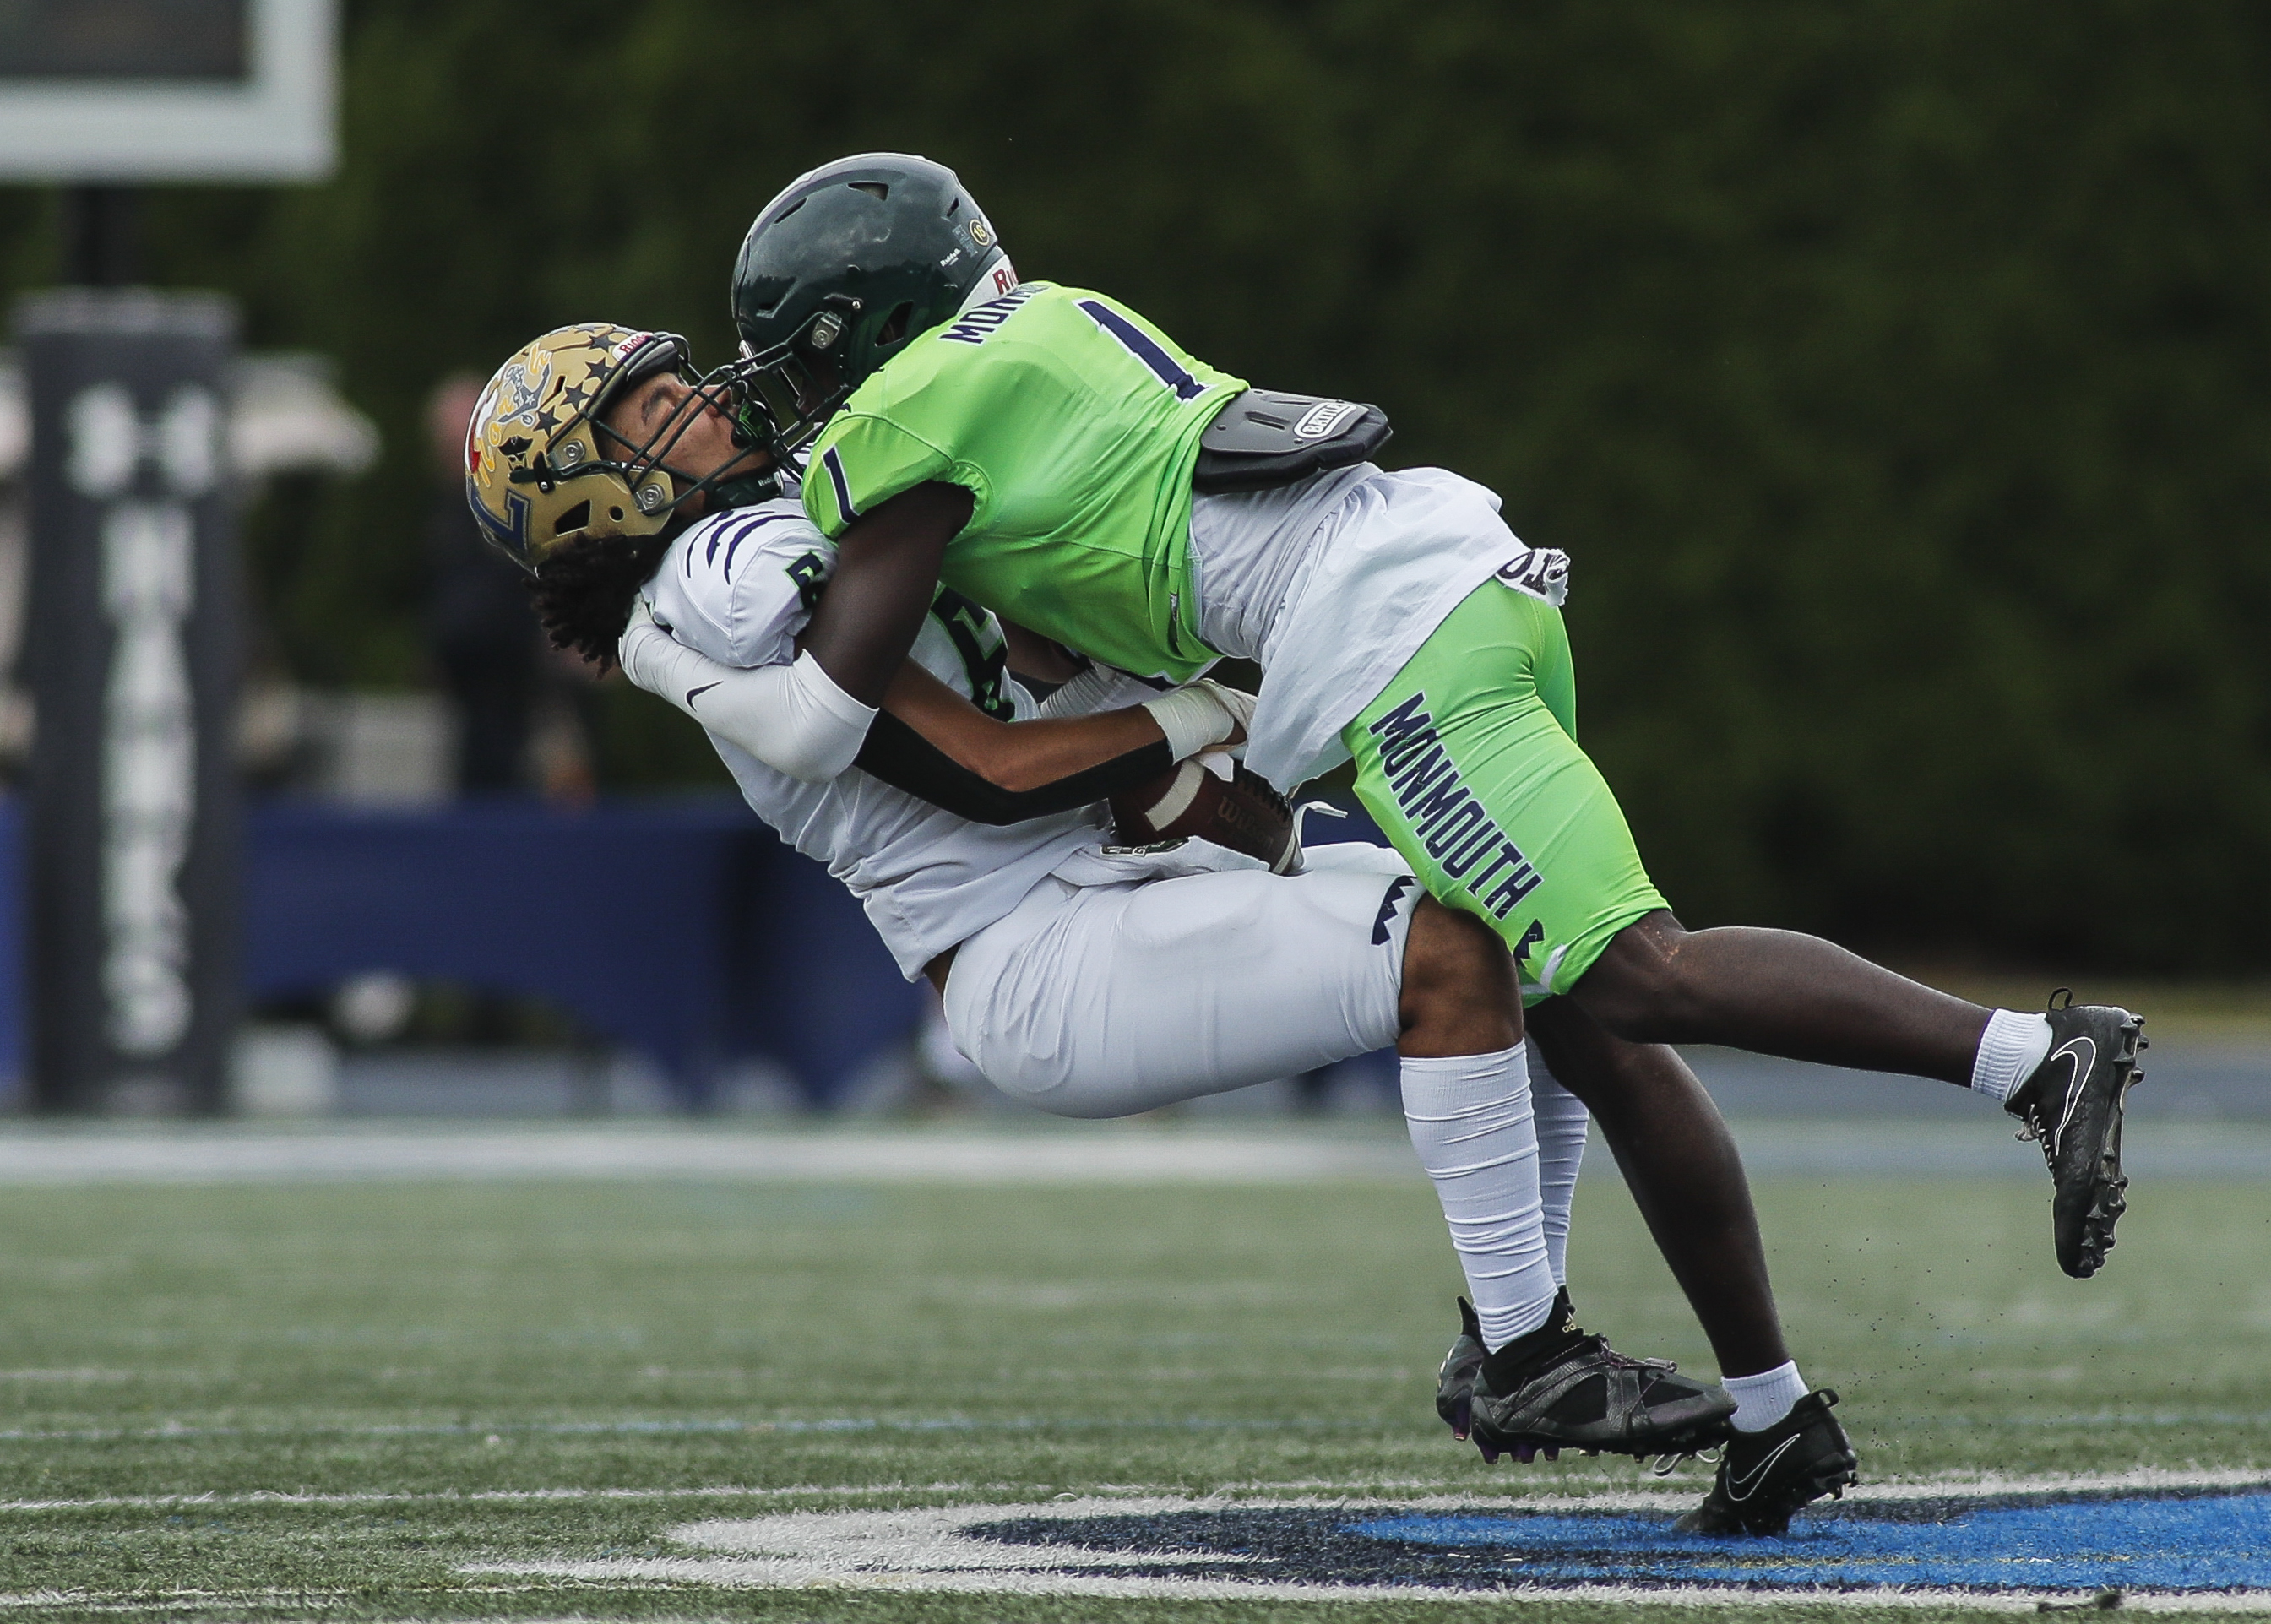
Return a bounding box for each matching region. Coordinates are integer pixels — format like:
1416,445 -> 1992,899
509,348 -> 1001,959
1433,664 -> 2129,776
728,152 -> 1015,463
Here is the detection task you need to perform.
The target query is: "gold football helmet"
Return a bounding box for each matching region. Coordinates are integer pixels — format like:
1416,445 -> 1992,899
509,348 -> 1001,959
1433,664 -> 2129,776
465,323 -> 725,568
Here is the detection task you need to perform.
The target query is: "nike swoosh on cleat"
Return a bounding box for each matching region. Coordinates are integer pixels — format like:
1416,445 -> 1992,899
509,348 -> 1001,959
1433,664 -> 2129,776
2047,1036 -> 2096,1155
684,682 -> 722,707
1725,1434 -> 1801,1502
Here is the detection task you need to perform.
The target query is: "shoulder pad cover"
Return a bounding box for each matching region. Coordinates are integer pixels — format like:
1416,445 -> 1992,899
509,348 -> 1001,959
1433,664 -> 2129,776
1193,388 -> 1392,495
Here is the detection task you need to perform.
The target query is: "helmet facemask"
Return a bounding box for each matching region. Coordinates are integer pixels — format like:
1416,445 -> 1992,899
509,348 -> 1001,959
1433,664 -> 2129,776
467,323 -> 774,572
582,342 -> 771,524
726,296 -> 864,466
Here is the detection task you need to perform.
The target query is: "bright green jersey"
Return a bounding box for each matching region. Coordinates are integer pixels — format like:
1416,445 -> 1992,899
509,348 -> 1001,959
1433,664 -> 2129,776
801,282 -> 1245,682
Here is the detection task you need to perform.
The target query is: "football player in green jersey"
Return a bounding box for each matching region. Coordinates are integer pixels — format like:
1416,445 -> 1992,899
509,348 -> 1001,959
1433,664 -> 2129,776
475,314 -> 1758,1488
714,153 -> 2148,1516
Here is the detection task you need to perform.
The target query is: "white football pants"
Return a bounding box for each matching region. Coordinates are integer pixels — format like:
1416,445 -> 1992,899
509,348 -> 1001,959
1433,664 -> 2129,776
943,842 -> 1419,1116
944,841 -> 1592,1346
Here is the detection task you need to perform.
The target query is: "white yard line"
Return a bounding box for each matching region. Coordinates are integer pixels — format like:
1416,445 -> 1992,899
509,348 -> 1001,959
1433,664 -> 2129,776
0,1481 -> 984,1514
7,1464 -> 2263,1517
0,1120 -> 2263,1183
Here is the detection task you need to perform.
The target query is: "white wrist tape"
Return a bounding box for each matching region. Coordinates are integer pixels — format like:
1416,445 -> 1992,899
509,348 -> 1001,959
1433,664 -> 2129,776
1139,685 -> 1235,760
1193,678 -> 1257,744
618,599 -> 876,783
1138,679 -> 1256,760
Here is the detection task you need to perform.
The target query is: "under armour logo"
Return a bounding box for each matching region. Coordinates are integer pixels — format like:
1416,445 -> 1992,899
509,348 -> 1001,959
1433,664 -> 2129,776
68,383 -> 220,501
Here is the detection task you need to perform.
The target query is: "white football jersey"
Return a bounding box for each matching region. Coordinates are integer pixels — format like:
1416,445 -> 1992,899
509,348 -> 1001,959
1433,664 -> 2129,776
638,497 -> 1110,980
1189,465 -> 1524,790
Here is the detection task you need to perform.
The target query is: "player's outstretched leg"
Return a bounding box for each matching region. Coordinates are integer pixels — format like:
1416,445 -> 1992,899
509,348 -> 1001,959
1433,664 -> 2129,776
1400,899 -> 1732,1462
1675,1388 -> 1859,1538
1573,923 -> 2148,1278
1348,580 -> 2149,1279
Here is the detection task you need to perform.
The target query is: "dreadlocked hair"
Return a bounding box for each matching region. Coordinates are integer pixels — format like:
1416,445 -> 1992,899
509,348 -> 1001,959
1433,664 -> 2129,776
526,529 -> 674,672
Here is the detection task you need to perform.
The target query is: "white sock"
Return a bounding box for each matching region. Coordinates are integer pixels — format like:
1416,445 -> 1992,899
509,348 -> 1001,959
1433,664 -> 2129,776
1969,1009 -> 2052,1103
1400,1045 -> 1557,1350
1724,1360 -> 1809,1433
1527,1040 -> 1590,1289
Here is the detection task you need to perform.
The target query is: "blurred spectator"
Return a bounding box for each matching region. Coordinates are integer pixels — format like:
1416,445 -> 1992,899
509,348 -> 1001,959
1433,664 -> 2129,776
423,373 -> 543,795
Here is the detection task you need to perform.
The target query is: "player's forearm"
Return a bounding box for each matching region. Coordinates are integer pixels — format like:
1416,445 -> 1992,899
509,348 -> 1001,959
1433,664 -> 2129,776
882,662 -> 1168,794
800,481 -> 974,706
854,711 -> 1172,825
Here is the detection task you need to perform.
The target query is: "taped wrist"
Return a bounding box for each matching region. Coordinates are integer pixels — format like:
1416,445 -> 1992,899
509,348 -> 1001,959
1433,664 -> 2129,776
618,609 -> 875,783
1141,683 -> 1240,760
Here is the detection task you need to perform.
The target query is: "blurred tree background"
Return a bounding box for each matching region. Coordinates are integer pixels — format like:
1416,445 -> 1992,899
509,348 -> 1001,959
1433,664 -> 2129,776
3,0 -> 2267,971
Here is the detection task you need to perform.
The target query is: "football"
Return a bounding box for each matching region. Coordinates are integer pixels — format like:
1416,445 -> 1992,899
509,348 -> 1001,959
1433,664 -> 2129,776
1110,755 -> 1302,873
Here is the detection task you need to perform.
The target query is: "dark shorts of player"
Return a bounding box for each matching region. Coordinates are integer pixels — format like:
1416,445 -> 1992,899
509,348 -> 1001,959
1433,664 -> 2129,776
1342,578 -> 1668,1003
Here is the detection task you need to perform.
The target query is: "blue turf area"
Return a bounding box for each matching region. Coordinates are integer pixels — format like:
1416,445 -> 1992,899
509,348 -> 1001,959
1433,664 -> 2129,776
1350,1492 -> 2271,1592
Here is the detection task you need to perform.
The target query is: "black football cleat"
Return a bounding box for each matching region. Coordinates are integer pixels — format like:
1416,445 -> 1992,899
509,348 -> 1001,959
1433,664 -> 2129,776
1437,1290 -> 1576,1462
2004,993 -> 2146,1279
1464,1298 -> 1732,1462
1675,1388 -> 1858,1537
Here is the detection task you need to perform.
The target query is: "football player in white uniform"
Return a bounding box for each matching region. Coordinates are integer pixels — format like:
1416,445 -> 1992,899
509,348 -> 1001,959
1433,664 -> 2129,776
466,323 -> 1744,1472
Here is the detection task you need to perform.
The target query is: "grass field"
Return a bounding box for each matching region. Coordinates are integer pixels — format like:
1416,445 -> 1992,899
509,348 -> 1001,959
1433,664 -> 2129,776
2,1129 -> 2267,1621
